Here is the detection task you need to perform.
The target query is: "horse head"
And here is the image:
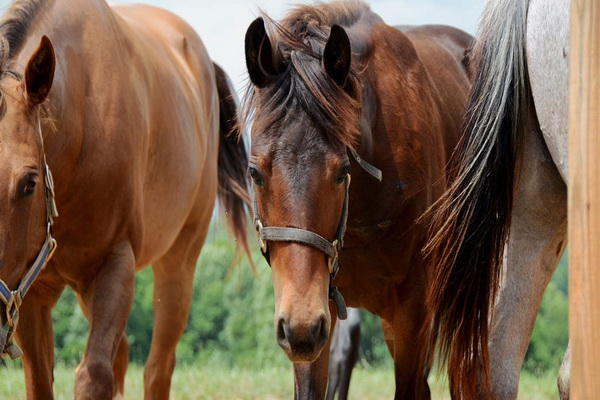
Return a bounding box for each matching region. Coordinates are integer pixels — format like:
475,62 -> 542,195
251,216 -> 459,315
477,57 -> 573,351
0,36 -> 56,341
245,17 -> 358,362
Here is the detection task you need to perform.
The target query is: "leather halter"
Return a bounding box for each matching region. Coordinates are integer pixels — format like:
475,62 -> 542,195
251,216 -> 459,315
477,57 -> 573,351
0,115 -> 58,359
251,150 -> 381,320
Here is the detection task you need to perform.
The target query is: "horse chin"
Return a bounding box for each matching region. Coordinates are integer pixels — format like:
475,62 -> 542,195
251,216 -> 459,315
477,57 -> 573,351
281,341 -> 327,363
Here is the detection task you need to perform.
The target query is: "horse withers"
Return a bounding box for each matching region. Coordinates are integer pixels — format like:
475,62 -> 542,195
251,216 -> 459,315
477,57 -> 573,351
0,0 -> 249,398
243,1 -> 472,397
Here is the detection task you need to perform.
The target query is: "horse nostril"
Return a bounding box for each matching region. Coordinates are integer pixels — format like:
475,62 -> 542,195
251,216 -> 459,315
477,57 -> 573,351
318,315 -> 328,341
276,316 -> 289,350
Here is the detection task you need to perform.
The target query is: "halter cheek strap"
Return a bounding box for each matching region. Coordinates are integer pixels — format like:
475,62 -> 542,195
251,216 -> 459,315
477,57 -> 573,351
0,117 -> 58,359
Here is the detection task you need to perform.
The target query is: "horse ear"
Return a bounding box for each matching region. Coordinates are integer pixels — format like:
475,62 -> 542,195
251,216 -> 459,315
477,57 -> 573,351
323,25 -> 351,86
24,36 -> 55,106
245,17 -> 278,88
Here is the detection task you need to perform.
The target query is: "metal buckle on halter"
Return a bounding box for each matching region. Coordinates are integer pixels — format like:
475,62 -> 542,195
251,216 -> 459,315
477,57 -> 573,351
44,164 -> 58,219
328,239 -> 339,275
255,220 -> 267,254
5,292 -> 20,328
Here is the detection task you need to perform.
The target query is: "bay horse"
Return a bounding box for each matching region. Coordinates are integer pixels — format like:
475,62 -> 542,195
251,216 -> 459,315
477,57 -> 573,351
326,307 -> 360,400
424,0 -> 569,398
0,0 -> 249,398
242,1 -> 472,397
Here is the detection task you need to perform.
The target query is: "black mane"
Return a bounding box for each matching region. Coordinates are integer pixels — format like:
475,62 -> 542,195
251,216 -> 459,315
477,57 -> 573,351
243,1 -> 372,150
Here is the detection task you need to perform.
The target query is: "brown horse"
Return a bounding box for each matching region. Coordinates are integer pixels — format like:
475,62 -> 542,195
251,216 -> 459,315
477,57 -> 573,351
242,1 -> 472,397
0,0 -> 249,398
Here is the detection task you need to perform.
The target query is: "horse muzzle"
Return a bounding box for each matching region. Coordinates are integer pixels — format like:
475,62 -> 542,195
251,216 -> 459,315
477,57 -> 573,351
276,311 -> 330,362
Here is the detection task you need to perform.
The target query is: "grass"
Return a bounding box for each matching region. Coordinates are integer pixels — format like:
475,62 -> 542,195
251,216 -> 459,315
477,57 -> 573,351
0,362 -> 560,399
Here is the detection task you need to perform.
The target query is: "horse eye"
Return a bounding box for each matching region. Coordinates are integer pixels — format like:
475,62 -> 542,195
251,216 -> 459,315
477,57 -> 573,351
21,175 -> 38,198
248,166 -> 264,186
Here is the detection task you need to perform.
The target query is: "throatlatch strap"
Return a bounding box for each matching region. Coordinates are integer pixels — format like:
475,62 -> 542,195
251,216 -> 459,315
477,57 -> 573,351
350,149 -> 382,181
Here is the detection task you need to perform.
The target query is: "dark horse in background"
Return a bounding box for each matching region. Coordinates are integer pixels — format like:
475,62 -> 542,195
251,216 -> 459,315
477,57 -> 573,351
424,0 -> 570,398
243,0 -> 472,397
0,0 -> 249,398
326,307 -> 361,400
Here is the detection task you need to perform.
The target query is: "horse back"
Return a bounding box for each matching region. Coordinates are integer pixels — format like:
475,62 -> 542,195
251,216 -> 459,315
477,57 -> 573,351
109,4 -> 220,266
399,24 -> 473,169
359,22 -> 472,211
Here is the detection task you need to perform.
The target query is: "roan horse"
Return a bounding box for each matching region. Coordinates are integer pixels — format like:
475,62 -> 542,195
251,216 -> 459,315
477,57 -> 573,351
242,1 -> 472,397
0,0 -> 249,398
424,0 -> 570,398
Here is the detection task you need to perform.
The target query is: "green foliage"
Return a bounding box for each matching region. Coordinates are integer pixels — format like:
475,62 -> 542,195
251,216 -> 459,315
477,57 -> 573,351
52,286 -> 88,365
358,310 -> 393,368
176,228 -> 284,368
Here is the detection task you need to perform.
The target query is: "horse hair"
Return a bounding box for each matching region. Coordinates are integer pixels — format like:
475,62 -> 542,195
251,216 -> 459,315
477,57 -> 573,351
0,0 -> 47,67
422,0 -> 531,397
241,0 -> 369,151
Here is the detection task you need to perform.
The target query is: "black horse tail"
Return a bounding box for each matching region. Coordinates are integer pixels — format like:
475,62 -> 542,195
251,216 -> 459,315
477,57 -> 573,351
422,0 -> 532,397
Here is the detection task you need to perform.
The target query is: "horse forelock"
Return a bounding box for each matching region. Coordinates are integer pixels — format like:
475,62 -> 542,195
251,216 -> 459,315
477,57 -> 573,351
242,1 -> 370,151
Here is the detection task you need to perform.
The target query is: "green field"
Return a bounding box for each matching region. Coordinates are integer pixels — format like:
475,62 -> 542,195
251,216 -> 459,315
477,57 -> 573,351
0,363 -> 558,399
0,226 -> 568,399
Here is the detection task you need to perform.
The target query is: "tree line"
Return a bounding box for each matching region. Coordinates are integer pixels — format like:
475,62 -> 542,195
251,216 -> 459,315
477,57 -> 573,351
50,222 -> 568,375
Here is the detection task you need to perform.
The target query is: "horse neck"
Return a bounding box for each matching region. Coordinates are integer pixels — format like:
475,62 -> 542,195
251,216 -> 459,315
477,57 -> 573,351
14,0 -> 124,177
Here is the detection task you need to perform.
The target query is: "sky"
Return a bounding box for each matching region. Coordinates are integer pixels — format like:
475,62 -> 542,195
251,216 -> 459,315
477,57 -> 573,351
0,0 -> 484,94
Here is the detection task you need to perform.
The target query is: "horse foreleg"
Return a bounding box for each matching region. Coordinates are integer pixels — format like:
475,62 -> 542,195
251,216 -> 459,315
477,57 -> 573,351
74,244 -> 135,400
112,333 -> 129,399
381,319 -> 394,357
14,269 -> 65,400
482,123 -> 567,399
143,225 -> 207,400
76,295 -> 129,400
386,308 -> 430,400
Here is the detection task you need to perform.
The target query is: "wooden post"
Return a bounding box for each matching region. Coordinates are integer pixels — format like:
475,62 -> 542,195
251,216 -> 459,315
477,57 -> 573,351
569,0 -> 600,398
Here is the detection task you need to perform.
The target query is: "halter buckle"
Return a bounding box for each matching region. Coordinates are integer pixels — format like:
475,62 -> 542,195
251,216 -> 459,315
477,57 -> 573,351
328,239 -> 339,275
255,220 -> 268,254
44,164 -> 59,219
5,292 -> 20,328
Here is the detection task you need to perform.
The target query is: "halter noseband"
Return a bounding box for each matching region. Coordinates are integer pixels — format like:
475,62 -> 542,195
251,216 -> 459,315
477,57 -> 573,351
0,115 -> 58,359
252,150 -> 381,320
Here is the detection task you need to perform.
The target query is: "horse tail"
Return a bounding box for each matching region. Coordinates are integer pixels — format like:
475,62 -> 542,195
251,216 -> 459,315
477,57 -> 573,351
422,0 -> 531,397
213,62 -> 253,266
